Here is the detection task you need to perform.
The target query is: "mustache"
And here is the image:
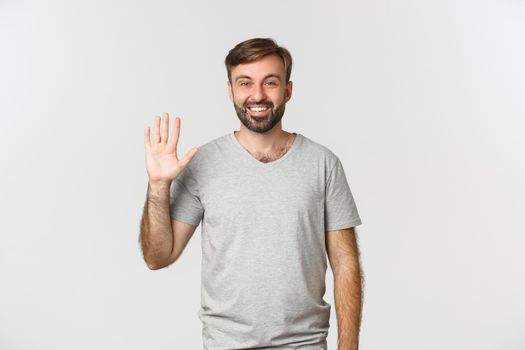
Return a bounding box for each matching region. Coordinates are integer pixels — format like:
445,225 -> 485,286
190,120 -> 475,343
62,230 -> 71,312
244,101 -> 274,108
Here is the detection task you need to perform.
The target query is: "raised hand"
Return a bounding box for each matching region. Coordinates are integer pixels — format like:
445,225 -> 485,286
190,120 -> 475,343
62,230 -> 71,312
144,112 -> 198,184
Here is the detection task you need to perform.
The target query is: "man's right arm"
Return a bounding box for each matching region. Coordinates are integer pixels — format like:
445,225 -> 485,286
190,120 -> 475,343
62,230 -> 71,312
140,112 -> 199,270
139,180 -> 197,270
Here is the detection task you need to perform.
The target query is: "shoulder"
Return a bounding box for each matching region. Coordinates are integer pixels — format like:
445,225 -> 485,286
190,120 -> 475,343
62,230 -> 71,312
183,132 -> 231,175
195,133 -> 230,158
297,133 -> 341,169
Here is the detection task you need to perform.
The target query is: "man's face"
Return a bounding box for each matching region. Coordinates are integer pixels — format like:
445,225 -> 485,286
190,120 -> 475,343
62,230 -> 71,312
228,54 -> 292,133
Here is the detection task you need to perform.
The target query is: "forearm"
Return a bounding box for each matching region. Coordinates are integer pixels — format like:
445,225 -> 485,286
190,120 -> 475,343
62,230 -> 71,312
139,180 -> 174,269
333,257 -> 363,350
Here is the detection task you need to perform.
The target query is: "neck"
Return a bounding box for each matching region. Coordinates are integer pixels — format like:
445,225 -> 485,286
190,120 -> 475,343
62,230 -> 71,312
234,124 -> 294,154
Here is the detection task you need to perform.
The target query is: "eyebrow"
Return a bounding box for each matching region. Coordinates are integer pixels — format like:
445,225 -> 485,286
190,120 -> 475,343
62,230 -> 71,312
234,74 -> 282,82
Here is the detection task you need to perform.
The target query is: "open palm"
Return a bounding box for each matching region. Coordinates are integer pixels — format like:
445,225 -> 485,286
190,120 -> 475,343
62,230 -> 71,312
144,112 -> 198,184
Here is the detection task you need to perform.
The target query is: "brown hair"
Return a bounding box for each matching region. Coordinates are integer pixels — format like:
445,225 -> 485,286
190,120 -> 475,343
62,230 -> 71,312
225,38 -> 293,84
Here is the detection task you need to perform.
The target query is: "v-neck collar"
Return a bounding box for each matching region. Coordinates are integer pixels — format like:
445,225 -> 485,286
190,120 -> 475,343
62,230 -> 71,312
229,131 -> 303,168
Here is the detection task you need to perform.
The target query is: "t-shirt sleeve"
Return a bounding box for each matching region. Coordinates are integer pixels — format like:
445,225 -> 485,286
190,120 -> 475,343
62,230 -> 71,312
324,157 -> 362,231
169,168 -> 204,226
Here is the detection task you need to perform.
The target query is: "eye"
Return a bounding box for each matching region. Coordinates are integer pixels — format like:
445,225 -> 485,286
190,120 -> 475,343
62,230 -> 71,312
239,81 -> 250,87
265,81 -> 278,86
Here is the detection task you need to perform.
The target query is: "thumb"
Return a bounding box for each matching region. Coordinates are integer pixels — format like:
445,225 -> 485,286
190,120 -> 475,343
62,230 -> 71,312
179,147 -> 198,168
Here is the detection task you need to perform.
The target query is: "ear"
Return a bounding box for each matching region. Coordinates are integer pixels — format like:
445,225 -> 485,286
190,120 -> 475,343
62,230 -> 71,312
284,80 -> 293,102
227,81 -> 233,101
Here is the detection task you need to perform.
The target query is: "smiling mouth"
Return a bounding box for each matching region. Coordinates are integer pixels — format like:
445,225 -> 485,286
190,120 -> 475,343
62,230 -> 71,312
248,106 -> 270,112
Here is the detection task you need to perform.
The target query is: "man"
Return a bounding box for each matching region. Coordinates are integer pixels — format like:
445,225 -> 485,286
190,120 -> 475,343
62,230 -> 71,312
140,38 -> 363,350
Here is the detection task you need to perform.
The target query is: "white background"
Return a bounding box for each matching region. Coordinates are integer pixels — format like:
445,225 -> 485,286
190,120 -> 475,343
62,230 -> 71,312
1,0 -> 524,349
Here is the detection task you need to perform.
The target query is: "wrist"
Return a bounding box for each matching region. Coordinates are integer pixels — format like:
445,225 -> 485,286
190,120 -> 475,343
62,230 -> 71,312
148,179 -> 172,190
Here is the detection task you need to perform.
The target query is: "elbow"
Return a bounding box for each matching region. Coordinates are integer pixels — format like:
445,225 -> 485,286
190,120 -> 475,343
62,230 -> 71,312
145,257 -> 168,270
142,248 -> 177,270
147,261 -> 163,270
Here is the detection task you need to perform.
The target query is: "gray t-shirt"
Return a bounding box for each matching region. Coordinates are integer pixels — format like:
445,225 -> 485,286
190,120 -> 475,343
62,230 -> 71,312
170,131 -> 362,350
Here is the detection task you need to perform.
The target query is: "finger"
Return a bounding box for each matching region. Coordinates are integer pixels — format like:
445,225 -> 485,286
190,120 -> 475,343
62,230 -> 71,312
170,116 -> 181,147
161,112 -> 169,143
179,147 -> 198,168
153,115 -> 161,143
144,126 -> 151,150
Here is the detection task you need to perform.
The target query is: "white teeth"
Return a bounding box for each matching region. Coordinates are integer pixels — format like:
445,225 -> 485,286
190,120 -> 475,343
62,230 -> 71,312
250,107 -> 269,112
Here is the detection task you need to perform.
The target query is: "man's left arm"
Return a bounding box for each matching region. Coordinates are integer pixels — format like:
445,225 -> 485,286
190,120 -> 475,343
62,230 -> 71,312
325,226 -> 363,350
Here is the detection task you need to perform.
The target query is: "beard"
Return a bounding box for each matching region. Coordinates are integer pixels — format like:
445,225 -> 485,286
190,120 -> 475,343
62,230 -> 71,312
233,97 -> 286,134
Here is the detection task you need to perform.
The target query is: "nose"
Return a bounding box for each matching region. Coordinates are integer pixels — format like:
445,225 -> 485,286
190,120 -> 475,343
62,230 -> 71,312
252,83 -> 266,102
